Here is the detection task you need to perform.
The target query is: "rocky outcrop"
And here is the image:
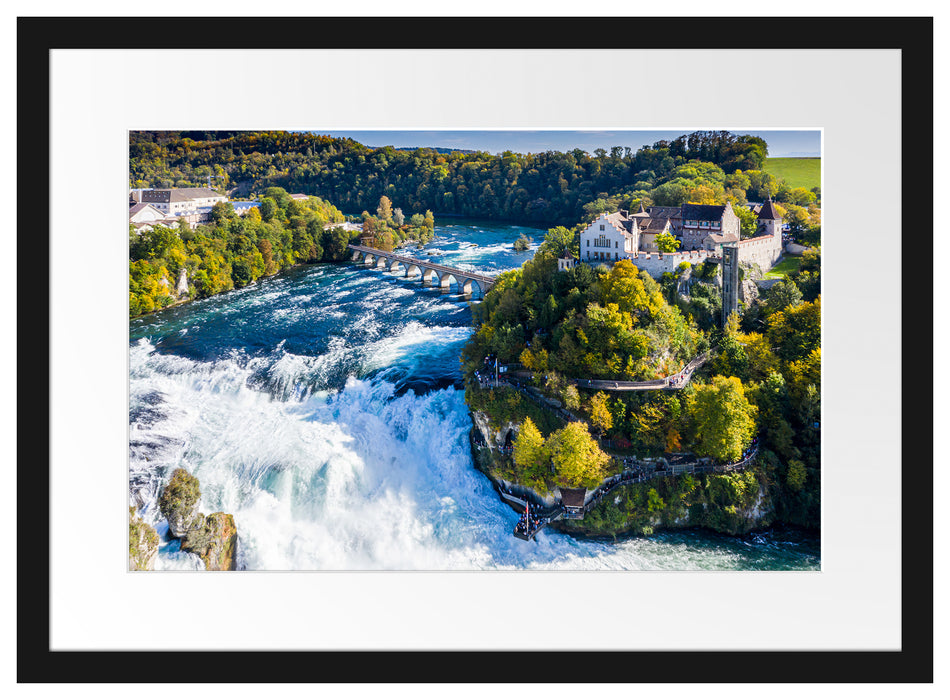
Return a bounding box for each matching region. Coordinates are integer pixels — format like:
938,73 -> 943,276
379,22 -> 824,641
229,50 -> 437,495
158,468 -> 202,538
175,268 -> 189,297
181,512 -> 238,571
739,279 -> 759,304
158,468 -> 239,570
129,507 -> 159,571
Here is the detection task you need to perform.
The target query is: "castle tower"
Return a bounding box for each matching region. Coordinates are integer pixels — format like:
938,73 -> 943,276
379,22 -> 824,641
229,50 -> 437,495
755,195 -> 785,268
757,195 -> 783,238
721,241 -> 740,328
557,248 -> 576,271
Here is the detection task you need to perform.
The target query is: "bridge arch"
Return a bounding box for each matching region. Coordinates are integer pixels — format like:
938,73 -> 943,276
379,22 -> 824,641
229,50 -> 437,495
387,258 -> 403,273
461,278 -> 482,296
438,272 -> 456,290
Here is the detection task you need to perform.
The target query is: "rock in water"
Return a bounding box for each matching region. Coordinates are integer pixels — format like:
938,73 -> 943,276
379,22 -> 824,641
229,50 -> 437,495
181,513 -> 238,571
129,507 -> 159,571
158,468 -> 202,538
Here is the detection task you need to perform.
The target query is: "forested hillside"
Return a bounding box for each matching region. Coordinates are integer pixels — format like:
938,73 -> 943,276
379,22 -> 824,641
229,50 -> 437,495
130,130 -> 821,230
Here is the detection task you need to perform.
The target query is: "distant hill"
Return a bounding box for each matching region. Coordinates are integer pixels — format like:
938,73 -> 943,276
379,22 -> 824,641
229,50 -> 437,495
763,157 -> 821,190
388,145 -> 477,155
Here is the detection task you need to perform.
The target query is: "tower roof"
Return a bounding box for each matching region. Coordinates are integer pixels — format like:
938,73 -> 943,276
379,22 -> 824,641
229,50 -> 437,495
757,196 -> 780,220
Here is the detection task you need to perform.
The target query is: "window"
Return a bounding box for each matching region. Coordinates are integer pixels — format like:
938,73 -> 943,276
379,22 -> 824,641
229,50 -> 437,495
615,241 -> 618,248
599,224 -> 605,231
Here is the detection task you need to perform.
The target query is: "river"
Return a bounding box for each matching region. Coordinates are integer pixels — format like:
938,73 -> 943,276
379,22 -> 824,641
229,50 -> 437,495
129,218 -> 820,570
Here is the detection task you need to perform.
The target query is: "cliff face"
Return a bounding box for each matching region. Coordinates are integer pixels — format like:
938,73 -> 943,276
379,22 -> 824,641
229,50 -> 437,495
129,507 -> 159,571
181,512 -> 238,571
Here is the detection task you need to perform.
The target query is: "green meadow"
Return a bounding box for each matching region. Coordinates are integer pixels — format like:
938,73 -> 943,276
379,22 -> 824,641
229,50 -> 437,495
762,157 -> 821,190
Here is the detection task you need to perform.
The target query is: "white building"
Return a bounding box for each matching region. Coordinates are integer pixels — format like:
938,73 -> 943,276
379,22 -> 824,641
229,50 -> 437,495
134,187 -> 227,216
578,198 -> 783,275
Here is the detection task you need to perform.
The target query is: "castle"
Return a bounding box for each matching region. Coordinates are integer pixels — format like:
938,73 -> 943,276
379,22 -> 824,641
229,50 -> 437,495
574,199 -> 784,277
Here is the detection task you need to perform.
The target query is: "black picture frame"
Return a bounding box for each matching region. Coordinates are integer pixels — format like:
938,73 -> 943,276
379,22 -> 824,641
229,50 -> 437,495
19,15 -> 933,685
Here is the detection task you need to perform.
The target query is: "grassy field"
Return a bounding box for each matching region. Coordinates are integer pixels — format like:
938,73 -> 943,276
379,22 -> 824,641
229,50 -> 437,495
762,256 -> 804,280
762,157 -> 821,190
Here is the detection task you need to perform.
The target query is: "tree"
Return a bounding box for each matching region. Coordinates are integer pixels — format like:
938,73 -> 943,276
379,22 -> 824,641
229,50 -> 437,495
561,384 -> 580,411
548,422 -> 610,488
512,417 -> 549,475
393,207 -> 405,226
259,197 -> 277,222
786,459 -> 807,491
687,376 -> 758,463
764,277 -> 803,315
734,205 -> 759,238
655,230 -> 681,253
588,391 -> 613,435
377,195 -> 393,221
647,487 -> 666,512
538,225 -> 578,258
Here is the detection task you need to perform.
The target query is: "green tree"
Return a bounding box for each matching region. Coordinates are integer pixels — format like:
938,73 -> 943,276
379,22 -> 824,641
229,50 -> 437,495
734,205 -> 759,238
687,376 -> 758,463
561,384 -> 580,411
512,417 -> 549,474
647,487 -> 666,512
765,277 -> 803,315
786,459 -> 807,491
259,197 -> 277,222
655,230 -> 681,253
548,422 -> 610,488
588,391 -> 613,435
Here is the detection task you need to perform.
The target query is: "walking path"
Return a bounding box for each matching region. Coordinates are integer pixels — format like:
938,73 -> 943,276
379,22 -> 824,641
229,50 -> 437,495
509,443 -> 759,540
503,351 -> 711,392
473,349 -> 757,541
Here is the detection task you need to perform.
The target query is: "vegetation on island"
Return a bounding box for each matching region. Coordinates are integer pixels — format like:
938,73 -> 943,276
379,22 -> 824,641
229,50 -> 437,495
157,468 -> 238,570
358,195 -> 435,250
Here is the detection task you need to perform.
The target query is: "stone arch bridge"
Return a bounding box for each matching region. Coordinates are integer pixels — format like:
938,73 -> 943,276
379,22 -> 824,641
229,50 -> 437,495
348,244 -> 496,297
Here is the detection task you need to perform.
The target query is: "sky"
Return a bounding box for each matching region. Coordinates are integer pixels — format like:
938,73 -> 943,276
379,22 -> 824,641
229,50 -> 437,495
313,130 -> 821,158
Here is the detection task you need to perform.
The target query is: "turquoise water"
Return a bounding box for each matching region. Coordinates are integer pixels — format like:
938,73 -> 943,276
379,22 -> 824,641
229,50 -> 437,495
129,219 -> 820,571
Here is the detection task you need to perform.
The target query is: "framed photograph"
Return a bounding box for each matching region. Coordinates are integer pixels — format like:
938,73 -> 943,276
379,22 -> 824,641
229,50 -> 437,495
23,13 -> 932,685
